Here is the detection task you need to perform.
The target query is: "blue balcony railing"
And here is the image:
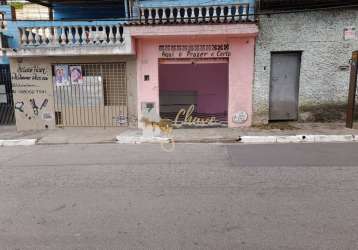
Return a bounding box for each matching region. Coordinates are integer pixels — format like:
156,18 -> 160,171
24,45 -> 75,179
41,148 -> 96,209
18,21 -> 127,48
16,2 -> 256,50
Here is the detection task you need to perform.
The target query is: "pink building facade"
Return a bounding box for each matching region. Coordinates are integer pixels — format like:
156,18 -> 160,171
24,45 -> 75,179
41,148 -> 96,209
129,24 -> 258,128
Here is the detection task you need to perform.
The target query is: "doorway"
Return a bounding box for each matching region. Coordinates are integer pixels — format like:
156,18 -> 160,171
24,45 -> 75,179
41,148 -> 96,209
269,52 -> 301,121
159,60 -> 229,127
0,65 -> 15,125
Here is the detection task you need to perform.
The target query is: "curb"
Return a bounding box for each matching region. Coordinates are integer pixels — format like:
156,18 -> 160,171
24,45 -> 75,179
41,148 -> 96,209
0,139 -> 37,147
1,135 -> 357,146
237,135 -> 356,144
116,135 -> 171,144
116,134 -> 358,144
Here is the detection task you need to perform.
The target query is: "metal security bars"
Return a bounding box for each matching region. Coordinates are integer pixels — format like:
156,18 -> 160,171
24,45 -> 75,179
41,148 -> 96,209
0,65 -> 15,125
53,63 -> 128,127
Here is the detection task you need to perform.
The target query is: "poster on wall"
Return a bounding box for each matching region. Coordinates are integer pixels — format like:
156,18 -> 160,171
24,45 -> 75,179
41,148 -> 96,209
70,66 -> 83,85
344,26 -> 357,41
54,65 -> 70,86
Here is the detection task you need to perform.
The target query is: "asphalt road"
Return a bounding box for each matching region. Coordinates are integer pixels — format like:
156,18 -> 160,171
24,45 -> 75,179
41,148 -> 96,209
1,142 -> 358,250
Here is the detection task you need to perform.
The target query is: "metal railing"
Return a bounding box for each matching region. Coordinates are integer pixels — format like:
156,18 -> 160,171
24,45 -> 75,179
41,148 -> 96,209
19,24 -> 126,48
16,4 -> 256,49
135,3 -> 255,24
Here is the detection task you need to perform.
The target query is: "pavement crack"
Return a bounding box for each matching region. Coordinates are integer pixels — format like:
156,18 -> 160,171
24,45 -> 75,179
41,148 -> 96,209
223,145 -> 234,167
50,204 -> 67,213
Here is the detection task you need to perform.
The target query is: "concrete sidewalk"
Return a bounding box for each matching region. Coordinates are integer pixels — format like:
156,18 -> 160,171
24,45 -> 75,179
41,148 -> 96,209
172,123 -> 358,142
117,122 -> 358,144
1,122 -> 358,145
0,126 -> 128,145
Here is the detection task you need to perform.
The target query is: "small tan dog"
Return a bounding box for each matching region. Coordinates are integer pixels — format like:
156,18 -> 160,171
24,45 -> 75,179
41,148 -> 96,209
141,117 -> 175,152
141,117 -> 173,136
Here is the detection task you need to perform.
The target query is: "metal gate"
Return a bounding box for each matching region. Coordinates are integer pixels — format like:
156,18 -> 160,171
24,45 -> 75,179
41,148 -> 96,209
269,52 -> 301,121
0,65 -> 15,125
159,60 -> 229,127
53,63 -> 128,127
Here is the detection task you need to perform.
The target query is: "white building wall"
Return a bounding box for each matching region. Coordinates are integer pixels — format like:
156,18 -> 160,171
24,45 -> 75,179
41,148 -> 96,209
15,3 -> 49,20
254,9 -> 358,123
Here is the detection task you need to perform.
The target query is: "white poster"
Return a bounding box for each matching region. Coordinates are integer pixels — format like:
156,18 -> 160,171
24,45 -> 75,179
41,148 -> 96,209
54,65 -> 70,86
70,66 -> 84,85
344,27 -> 357,41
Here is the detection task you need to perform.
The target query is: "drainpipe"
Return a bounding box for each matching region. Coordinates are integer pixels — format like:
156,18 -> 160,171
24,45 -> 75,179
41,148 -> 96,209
346,51 -> 358,128
49,6 -> 53,20
124,0 -> 129,18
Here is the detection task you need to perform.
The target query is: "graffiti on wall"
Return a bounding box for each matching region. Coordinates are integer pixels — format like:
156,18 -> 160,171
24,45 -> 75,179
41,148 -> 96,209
173,104 -> 223,128
11,63 -> 55,130
159,44 -> 231,59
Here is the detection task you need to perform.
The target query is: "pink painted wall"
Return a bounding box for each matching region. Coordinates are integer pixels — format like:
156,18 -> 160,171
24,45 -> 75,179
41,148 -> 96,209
159,63 -> 228,114
136,36 -> 256,128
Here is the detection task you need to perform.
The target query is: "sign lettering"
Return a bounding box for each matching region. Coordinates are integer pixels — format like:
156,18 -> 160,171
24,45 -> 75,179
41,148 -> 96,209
159,44 -> 231,59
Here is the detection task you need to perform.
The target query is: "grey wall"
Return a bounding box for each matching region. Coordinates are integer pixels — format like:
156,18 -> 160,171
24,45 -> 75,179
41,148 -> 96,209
254,8 -> 358,123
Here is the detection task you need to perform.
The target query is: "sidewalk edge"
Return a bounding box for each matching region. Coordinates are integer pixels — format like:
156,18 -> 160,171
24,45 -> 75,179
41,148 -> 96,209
0,139 -> 37,147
